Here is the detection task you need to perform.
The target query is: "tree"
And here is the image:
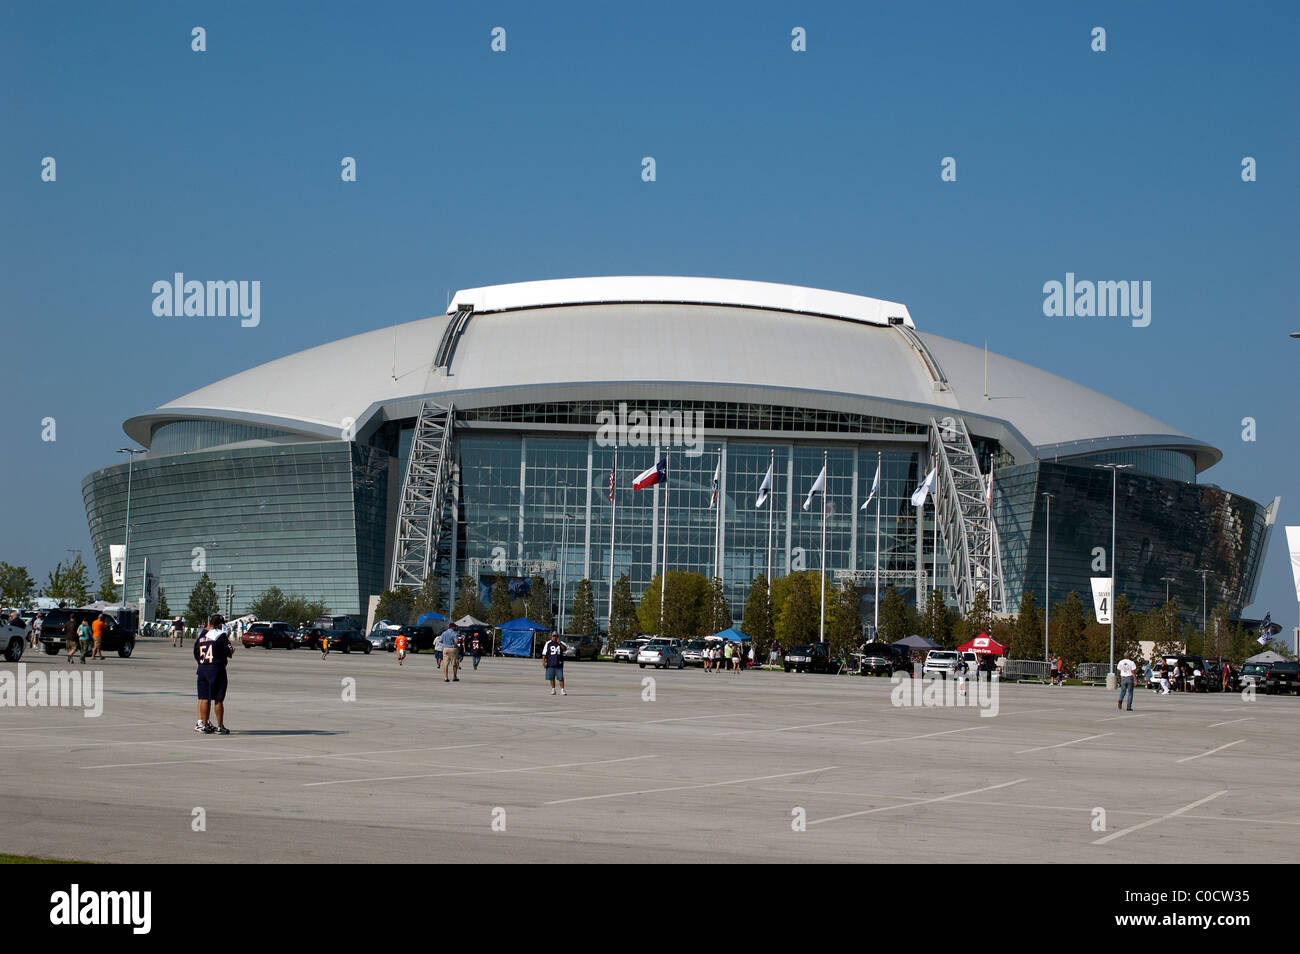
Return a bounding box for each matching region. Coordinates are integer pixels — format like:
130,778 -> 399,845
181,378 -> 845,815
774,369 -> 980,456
412,575 -> 443,621
46,554 -> 91,606
1009,591 -> 1042,660
637,571 -> 711,641
1143,598 -> 1183,654
877,585 -> 908,643
706,577 -> 731,634
1053,591 -> 1087,670
919,589 -> 949,648
569,579 -> 596,635
374,588 -> 416,626
1204,602 -> 1233,660
827,580 -> 862,661
155,587 -> 170,619
248,586 -> 328,626
488,576 -> 514,626
97,578 -> 120,602
773,572 -> 821,649
609,574 -> 638,643
741,575 -> 774,661
1114,594 -> 1143,664
0,562 -> 36,608
186,573 -> 220,629
452,574 -> 488,622
965,588 -> 993,640
526,575 -> 555,631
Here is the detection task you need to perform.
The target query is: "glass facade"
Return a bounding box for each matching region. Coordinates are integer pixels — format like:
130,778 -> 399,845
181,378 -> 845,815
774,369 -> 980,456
150,420 -> 300,455
83,442 -> 389,618
995,461 -> 1270,619
1059,449 -> 1197,483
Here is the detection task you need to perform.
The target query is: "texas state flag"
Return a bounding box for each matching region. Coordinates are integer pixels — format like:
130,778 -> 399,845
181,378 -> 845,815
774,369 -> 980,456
633,457 -> 667,490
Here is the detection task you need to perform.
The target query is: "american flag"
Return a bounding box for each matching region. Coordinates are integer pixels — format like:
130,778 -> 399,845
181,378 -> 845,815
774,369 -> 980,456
608,466 -> 615,503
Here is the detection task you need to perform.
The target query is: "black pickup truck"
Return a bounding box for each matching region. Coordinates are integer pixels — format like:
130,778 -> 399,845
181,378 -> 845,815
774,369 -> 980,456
1262,661 -> 1300,695
38,607 -> 138,658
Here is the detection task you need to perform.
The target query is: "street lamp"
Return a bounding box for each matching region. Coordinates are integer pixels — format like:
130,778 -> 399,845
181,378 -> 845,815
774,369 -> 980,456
117,448 -> 146,608
1042,492 -> 1053,662
558,483 -> 569,636
1160,576 -> 1176,603
1094,463 -> 1133,669
1197,568 -> 1210,635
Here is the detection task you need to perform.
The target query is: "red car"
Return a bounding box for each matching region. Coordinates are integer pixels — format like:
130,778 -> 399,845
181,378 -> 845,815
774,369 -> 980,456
241,623 -> 295,649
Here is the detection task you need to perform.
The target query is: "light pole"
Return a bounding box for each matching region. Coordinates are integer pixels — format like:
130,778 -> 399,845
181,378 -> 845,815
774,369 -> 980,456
558,484 -> 569,635
1160,576 -> 1175,603
1197,568 -> 1210,635
1094,463 -> 1132,668
1042,492 -> 1053,662
117,448 -> 145,608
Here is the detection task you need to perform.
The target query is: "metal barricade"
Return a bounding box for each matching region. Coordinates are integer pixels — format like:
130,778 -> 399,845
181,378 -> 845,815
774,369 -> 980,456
1002,658 -> 1051,683
1075,662 -> 1111,685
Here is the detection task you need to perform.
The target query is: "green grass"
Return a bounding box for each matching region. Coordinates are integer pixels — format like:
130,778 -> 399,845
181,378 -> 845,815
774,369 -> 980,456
0,853 -> 90,864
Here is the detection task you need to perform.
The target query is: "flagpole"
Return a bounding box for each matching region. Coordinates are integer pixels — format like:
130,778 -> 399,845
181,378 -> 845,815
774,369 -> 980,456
661,450 -> 669,637
932,498 -> 938,599
713,449 -> 722,580
766,448 -> 774,584
819,450 -> 827,645
874,451 -> 881,637
607,447 -> 617,625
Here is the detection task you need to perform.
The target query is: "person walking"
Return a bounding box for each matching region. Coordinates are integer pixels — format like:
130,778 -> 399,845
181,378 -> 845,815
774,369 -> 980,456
171,616 -> 186,647
395,629 -> 408,666
1142,660 -> 1153,690
76,616 -> 92,663
320,628 -> 331,658
542,631 -> 568,695
90,613 -> 108,660
1116,655 -> 1137,711
768,641 -> 780,666
66,614 -> 81,663
439,624 -> 459,682
193,614 -> 234,734
29,611 -> 43,650
469,630 -> 484,671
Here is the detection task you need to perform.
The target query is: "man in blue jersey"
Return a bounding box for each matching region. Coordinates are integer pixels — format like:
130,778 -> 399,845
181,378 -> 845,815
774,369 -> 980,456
541,631 -> 568,696
193,614 -> 235,734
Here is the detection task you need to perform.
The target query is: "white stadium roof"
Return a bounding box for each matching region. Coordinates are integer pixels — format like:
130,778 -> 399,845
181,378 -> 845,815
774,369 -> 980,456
125,276 -> 1219,472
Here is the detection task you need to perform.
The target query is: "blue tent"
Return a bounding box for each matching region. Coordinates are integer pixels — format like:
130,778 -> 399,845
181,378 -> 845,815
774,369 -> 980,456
499,617 -> 551,657
416,611 -> 446,626
712,626 -> 750,642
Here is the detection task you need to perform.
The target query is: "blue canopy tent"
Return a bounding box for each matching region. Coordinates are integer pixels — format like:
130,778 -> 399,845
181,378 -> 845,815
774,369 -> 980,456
499,617 -> 551,657
711,627 -> 749,642
416,611 -> 446,627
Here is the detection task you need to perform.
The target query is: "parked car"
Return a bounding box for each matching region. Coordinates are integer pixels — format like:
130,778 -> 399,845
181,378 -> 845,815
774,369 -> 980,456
242,623 -> 295,649
637,642 -> 685,669
1239,661 -> 1272,691
323,630 -> 371,654
293,627 -> 328,650
923,650 -> 960,678
681,640 -> 708,666
37,607 -> 138,658
1263,661 -> 1300,695
785,642 -> 833,673
562,635 -> 600,661
1,620 -> 25,661
396,625 -> 437,652
614,639 -> 648,663
860,642 -> 909,676
367,627 -> 398,651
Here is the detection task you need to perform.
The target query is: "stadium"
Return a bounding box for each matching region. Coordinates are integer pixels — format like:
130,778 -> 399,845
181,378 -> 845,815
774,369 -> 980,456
82,276 -> 1276,628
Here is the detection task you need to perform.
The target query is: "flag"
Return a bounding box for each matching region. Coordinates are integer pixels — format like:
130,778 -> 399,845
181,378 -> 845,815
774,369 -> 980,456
710,460 -> 721,508
985,467 -> 994,508
802,465 -> 826,512
633,458 -> 667,491
608,466 -> 615,503
755,462 -> 773,508
1259,612 -> 1272,633
1258,632 -> 1273,646
910,466 -> 937,507
859,462 -> 881,510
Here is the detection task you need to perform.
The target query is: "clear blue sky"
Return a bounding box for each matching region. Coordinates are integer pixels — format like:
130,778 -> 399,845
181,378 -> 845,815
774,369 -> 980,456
2,1 -> 1297,620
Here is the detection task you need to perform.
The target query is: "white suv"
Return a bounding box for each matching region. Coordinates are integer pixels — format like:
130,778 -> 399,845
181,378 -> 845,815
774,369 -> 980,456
923,650 -> 959,678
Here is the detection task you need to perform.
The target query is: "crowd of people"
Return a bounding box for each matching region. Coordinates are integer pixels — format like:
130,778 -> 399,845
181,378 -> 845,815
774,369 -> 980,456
703,640 -> 750,672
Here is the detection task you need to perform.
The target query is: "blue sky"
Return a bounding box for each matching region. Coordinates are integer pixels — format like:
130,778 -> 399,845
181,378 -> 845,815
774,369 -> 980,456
2,1 -> 1297,620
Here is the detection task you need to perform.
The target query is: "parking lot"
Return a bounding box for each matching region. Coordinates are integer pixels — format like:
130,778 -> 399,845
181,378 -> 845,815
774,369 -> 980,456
2,643 -> 1298,863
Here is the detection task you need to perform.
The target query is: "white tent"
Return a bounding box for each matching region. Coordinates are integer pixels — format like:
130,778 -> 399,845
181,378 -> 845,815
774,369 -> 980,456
1246,649 -> 1287,664
455,615 -> 488,628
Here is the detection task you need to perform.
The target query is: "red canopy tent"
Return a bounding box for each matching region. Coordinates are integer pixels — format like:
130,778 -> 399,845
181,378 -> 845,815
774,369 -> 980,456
957,633 -> 1007,655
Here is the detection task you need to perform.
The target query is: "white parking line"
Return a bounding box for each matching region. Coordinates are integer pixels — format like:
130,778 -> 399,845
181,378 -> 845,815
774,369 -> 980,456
1091,790 -> 1228,845
1014,732 -> 1112,754
0,721 -> 157,733
304,754 -> 659,787
858,726 -> 986,745
543,765 -> 838,805
714,718 -> 880,737
1207,718 -> 1254,728
1098,713 -> 1147,722
85,742 -> 493,770
1176,740 -> 1245,763
808,778 -> 1028,826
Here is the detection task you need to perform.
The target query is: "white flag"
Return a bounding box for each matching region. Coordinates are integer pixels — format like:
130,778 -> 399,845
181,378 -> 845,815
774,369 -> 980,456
755,462 -> 773,509
910,466 -> 937,507
802,465 -> 827,512
1286,526 -> 1300,601
110,544 -> 126,585
1090,577 -> 1113,624
985,467 -> 993,508
860,462 -> 881,510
